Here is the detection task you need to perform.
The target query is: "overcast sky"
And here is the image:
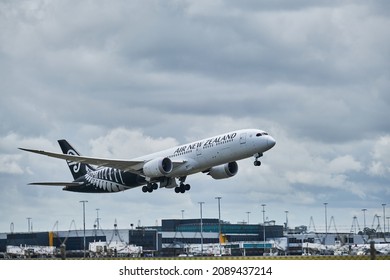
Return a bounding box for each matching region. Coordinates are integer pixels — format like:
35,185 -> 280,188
1,0 -> 389,234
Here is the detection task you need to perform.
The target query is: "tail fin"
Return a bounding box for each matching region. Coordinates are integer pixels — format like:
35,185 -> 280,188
58,139 -> 95,179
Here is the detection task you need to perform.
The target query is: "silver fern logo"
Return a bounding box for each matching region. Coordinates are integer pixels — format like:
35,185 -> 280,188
85,168 -> 127,192
67,149 -> 81,173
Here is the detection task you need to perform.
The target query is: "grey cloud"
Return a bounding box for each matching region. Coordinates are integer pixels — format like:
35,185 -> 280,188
0,0 -> 389,231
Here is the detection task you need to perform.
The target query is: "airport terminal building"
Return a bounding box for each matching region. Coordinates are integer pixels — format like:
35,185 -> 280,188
0,218 -> 284,257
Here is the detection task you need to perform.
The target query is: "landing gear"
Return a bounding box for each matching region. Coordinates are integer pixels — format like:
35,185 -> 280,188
142,182 -> 158,193
174,177 -> 191,194
142,177 -> 192,194
175,183 -> 191,193
253,153 -> 263,166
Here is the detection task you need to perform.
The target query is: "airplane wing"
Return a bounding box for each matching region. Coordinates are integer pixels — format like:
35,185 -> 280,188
19,148 -> 184,174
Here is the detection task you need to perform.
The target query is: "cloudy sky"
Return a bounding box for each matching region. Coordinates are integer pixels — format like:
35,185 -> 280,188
1,0 -> 389,234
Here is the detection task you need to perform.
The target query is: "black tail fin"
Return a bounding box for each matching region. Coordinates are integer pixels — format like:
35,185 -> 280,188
58,139 -> 95,179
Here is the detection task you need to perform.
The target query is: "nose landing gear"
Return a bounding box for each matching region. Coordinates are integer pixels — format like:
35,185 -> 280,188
253,153 -> 263,166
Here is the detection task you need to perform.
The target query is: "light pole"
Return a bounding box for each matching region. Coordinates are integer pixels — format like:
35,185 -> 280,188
198,202 -> 204,256
80,200 -> 88,258
246,211 -> 251,224
285,210 -> 289,256
215,197 -> 222,255
181,210 -> 184,219
26,217 -> 32,233
261,204 -> 266,250
362,209 -> 367,230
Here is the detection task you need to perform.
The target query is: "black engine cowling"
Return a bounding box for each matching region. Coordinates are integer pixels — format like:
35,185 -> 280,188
208,162 -> 238,179
143,157 -> 173,178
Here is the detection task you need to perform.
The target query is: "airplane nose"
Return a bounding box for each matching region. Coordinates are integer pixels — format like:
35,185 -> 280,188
267,136 -> 276,149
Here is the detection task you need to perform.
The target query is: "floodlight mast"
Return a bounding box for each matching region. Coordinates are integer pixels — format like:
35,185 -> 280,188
80,200 -> 88,258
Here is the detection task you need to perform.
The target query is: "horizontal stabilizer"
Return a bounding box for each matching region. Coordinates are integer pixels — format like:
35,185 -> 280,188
29,182 -> 84,187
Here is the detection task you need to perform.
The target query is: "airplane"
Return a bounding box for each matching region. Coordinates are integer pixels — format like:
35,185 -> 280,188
19,128 -> 276,194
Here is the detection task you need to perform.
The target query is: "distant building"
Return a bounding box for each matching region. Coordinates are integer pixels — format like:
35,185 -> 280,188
0,218 -> 284,257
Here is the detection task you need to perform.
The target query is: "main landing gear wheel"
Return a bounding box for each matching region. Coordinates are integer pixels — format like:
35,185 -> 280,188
142,183 -> 158,193
175,183 -> 191,193
174,176 -> 190,193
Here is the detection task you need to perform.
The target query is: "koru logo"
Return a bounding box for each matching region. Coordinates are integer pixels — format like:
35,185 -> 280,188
67,149 -> 81,173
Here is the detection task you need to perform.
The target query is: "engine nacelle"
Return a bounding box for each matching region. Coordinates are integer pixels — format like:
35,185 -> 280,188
208,162 -> 238,180
143,157 -> 173,178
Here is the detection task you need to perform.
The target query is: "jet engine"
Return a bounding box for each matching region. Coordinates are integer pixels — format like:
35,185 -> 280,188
143,157 -> 173,178
208,162 -> 238,179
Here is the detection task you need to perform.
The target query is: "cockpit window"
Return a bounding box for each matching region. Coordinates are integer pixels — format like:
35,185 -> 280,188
256,133 -> 262,137
256,132 -> 268,137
